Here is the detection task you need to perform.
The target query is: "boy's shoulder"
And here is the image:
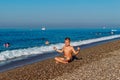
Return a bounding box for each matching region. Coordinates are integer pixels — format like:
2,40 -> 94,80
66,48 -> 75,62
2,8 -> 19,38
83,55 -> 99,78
70,45 -> 73,47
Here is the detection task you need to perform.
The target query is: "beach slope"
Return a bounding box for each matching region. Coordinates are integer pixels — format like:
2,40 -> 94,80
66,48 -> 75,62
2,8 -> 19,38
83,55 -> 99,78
0,40 -> 120,80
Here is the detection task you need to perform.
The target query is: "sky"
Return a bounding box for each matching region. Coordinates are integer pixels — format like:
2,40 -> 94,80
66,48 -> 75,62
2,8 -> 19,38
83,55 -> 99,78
0,0 -> 120,29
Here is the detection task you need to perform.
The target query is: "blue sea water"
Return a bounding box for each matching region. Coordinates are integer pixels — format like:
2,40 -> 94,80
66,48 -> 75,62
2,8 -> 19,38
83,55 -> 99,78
0,28 -> 120,64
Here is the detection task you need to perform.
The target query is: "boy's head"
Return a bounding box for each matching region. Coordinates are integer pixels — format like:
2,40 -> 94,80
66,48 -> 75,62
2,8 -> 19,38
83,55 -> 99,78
65,37 -> 71,46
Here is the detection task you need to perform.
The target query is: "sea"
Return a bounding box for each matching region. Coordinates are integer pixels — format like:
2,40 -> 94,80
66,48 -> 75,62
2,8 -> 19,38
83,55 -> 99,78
0,28 -> 120,71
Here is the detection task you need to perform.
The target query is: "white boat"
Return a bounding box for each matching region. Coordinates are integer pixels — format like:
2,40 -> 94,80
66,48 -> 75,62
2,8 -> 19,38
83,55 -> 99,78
41,27 -> 46,31
111,29 -> 117,32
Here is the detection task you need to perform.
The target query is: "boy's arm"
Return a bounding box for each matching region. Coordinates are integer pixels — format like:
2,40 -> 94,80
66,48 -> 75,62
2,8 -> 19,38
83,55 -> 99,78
53,47 -> 64,53
72,47 -> 80,55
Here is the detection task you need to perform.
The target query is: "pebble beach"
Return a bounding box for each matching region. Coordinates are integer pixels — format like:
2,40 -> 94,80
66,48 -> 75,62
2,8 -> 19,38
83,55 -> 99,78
0,40 -> 120,80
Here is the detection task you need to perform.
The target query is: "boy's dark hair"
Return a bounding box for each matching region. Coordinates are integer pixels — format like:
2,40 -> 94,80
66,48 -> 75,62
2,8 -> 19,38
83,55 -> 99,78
65,37 -> 71,41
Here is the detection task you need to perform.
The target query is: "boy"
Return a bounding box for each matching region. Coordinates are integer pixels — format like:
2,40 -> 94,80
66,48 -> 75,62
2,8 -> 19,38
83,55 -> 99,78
53,37 -> 80,64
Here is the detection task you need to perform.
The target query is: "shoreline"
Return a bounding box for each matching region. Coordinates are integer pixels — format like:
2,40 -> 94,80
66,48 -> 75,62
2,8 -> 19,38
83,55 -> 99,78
0,39 -> 120,80
0,37 -> 120,72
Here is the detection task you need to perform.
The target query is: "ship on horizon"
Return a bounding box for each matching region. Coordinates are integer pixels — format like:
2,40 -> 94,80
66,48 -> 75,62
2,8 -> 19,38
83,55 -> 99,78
41,26 -> 46,31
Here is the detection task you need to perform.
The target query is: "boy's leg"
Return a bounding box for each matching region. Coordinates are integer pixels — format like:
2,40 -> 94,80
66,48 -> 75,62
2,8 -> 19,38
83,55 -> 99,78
54,57 -> 68,64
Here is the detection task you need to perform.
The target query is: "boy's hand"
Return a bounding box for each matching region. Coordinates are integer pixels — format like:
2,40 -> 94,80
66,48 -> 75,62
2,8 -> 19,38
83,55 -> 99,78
77,47 -> 80,51
53,47 -> 57,51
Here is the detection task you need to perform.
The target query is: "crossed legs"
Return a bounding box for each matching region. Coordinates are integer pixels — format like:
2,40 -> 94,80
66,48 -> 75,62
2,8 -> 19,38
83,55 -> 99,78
54,57 -> 71,64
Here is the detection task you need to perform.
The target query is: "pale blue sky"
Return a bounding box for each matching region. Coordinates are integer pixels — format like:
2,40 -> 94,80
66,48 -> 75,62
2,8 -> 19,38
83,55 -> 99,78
0,0 -> 120,29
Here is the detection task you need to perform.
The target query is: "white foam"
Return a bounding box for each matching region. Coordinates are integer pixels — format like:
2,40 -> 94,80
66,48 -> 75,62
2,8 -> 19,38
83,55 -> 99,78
0,35 -> 120,62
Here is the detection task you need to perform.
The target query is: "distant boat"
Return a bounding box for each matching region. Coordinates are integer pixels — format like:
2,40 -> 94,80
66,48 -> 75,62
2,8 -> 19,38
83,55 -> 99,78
111,29 -> 117,32
103,26 -> 106,29
41,27 -> 46,31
